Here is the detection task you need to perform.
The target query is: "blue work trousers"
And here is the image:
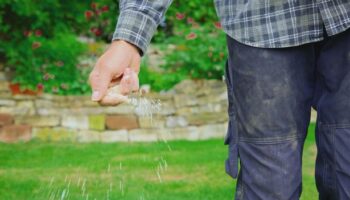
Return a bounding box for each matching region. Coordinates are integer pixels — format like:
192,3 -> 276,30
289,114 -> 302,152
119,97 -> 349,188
225,28 -> 350,200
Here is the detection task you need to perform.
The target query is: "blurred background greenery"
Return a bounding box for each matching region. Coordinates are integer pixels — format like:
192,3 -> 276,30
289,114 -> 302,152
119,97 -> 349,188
0,0 -> 226,95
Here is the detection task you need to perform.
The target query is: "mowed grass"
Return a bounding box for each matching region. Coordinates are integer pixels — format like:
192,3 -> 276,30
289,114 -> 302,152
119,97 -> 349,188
0,124 -> 318,200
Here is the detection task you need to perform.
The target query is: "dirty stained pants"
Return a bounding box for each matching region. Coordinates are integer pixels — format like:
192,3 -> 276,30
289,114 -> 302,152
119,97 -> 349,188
224,28 -> 350,200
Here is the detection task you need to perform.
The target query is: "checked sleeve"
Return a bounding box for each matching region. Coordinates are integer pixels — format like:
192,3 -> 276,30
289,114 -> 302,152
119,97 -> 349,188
112,0 -> 173,56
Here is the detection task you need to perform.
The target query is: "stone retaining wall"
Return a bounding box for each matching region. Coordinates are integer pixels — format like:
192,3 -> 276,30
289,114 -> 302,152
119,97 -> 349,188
0,79 -> 231,143
0,78 -> 318,143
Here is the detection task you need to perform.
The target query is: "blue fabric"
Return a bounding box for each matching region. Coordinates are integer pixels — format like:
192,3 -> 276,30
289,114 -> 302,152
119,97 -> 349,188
225,28 -> 350,200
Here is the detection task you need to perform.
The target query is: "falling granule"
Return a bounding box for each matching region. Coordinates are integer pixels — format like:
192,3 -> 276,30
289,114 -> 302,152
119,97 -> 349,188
156,168 -> 163,183
139,193 -> 146,200
128,97 -> 162,120
60,189 -> 67,200
159,162 -> 164,173
81,179 -> 87,197
162,158 -> 168,170
106,86 -> 162,120
49,177 -> 55,188
120,180 -> 124,196
160,135 -> 172,152
77,177 -> 81,187
108,163 -> 111,173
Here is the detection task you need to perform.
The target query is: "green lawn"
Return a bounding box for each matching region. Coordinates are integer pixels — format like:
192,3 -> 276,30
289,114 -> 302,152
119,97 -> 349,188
0,124 -> 318,200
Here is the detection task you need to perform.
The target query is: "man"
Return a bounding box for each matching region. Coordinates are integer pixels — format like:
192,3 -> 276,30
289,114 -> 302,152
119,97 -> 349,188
89,1 -> 350,199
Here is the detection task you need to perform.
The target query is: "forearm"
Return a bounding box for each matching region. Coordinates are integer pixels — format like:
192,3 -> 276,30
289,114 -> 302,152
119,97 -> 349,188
112,0 -> 173,56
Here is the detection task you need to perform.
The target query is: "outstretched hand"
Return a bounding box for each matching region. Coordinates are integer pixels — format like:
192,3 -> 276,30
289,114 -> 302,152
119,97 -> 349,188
89,40 -> 141,105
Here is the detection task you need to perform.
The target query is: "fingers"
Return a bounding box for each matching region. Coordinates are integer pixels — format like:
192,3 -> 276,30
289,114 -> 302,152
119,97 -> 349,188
119,68 -> 139,94
130,56 -> 141,74
89,68 -> 112,101
99,84 -> 129,106
89,40 -> 141,104
99,93 -> 128,106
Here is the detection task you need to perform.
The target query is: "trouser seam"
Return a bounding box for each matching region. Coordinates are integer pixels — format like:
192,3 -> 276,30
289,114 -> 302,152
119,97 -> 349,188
238,135 -> 302,144
330,126 -> 339,198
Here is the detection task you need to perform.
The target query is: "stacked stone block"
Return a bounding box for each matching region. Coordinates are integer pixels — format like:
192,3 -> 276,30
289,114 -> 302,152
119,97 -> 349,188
0,77 -> 318,143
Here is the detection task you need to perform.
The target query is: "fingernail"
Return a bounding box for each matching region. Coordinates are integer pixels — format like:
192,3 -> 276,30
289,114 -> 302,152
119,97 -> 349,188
92,91 -> 100,101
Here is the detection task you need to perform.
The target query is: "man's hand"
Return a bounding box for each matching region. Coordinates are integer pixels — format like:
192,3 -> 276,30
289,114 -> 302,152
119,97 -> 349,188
89,40 -> 141,105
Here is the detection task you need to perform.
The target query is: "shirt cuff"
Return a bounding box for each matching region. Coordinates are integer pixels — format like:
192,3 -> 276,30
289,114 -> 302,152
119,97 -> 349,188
112,10 -> 158,56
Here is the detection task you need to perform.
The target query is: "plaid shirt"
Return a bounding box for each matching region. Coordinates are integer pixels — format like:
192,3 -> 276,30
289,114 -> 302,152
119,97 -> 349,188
112,0 -> 350,55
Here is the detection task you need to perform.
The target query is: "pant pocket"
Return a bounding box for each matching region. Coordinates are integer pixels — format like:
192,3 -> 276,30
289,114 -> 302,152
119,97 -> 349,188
238,139 -> 303,200
224,59 -> 239,179
317,124 -> 350,199
332,125 -> 350,199
225,118 -> 239,179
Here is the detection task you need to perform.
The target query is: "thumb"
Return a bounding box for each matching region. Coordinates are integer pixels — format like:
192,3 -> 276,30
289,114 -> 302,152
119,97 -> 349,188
89,69 -> 112,101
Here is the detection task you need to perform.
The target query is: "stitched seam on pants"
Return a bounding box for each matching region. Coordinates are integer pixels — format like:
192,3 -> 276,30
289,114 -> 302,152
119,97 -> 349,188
320,123 -> 332,190
238,134 -> 301,144
331,126 -> 340,198
319,123 -> 350,129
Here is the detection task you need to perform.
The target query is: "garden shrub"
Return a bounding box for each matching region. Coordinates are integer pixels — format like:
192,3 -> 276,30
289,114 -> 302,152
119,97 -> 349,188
139,63 -> 185,92
0,0 -> 224,94
6,30 -> 87,95
159,21 -> 227,80
0,1 -> 94,94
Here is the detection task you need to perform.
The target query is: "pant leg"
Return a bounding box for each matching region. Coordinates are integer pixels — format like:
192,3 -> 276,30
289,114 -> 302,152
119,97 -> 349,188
225,35 -> 315,200
313,28 -> 350,200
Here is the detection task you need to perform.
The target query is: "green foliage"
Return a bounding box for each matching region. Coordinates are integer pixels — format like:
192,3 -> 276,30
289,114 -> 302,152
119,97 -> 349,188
153,0 -> 219,42
139,65 -> 185,92
167,0 -> 218,25
6,31 -> 87,95
0,0 -> 225,94
0,0 -> 118,41
160,24 -> 227,80
0,1 -> 95,94
151,0 -> 227,83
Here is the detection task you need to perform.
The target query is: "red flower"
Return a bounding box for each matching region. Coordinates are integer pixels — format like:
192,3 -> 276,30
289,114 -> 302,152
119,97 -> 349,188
23,30 -> 32,37
220,52 -> 225,58
43,73 -> 50,81
102,19 -> 110,26
52,86 -> 58,93
214,21 -> 222,29
37,83 -> 44,90
90,27 -> 98,33
35,30 -> 42,37
55,61 -> 64,67
95,10 -> 101,16
85,10 -> 94,20
192,22 -> 200,28
187,17 -> 194,24
186,32 -> 197,40
90,27 -> 102,36
60,83 -> 68,90
43,73 -> 55,80
32,41 -> 42,49
91,2 -> 97,10
101,5 -> 109,12
94,28 -> 102,36
176,13 -> 185,20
